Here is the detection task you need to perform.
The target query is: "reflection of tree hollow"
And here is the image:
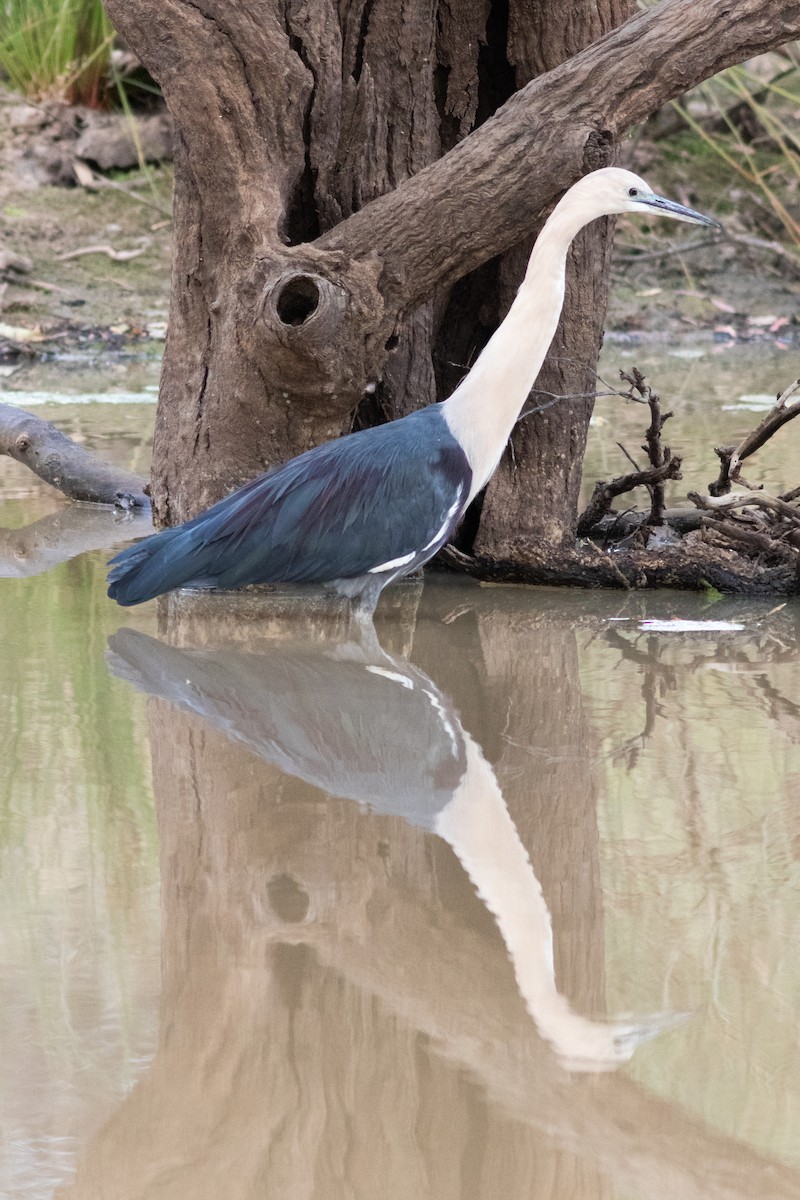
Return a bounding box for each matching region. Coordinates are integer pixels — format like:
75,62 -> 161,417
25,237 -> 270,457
63,592 -> 800,1200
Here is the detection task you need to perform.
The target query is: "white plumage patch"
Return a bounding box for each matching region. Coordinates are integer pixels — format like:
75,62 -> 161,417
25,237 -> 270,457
367,483 -> 463,576
420,486 -> 463,553
366,549 -> 417,574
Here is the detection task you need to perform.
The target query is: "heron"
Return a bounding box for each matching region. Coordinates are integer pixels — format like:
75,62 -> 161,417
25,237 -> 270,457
107,167 -> 719,611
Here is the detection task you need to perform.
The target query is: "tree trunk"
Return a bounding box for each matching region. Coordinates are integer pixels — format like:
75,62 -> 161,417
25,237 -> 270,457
105,0 -> 800,564
465,0 -> 634,554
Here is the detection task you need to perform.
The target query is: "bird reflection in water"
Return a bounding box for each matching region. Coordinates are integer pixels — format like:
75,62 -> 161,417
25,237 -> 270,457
108,625 -> 678,1072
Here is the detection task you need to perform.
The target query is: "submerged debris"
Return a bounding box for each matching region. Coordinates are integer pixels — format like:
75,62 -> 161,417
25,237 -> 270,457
577,371 -> 800,593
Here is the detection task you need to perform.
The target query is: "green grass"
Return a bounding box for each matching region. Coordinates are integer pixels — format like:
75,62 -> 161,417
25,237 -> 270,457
0,0 -> 113,107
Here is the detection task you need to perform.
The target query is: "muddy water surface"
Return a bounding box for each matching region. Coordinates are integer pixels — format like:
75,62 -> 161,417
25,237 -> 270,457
1,344 -> 800,1198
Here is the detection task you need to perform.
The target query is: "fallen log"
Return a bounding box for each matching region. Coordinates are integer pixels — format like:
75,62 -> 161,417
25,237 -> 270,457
439,541 -> 797,596
0,402 -> 150,508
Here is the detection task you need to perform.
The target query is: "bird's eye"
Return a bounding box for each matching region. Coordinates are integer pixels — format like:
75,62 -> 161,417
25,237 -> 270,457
628,187 -> 639,197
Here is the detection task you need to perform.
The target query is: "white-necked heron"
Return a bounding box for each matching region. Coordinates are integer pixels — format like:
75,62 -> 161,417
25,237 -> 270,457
108,168 -> 719,612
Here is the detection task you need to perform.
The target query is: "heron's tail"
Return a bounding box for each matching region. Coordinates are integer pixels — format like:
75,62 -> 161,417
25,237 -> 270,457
107,525 -> 205,606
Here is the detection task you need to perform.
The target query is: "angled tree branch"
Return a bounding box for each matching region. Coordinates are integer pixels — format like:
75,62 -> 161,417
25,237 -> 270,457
319,0 -> 800,310
710,378 -> 800,496
0,404 -> 150,508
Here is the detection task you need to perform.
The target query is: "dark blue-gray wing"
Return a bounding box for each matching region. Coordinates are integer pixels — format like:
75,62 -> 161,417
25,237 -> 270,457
108,407 -> 470,605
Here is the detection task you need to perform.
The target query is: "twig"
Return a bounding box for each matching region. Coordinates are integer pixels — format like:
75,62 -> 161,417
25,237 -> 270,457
620,229 -> 800,277
619,235 -> 720,263
58,244 -> 148,262
726,230 -> 800,278
82,272 -> 137,293
518,388 -> 626,419
73,162 -> 172,217
710,378 -> 800,495
620,368 -> 677,527
617,442 -> 642,472
21,278 -> 75,296
577,457 -> 682,538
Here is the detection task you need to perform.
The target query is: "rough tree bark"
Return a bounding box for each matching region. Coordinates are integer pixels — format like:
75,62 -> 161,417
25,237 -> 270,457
103,0 -> 800,569
469,0 -> 631,556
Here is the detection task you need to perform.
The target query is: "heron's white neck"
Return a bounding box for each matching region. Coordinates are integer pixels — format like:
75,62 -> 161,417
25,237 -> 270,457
441,200 -> 587,504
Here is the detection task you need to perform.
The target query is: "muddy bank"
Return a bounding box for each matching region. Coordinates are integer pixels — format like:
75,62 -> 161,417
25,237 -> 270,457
0,91 -> 172,360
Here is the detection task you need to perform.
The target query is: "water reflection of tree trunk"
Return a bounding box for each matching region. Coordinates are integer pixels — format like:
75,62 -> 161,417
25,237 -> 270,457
64,598 -> 800,1200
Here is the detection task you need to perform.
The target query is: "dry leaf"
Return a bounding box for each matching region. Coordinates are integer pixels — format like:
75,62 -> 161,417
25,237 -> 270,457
73,160 -> 99,190
0,321 -> 44,342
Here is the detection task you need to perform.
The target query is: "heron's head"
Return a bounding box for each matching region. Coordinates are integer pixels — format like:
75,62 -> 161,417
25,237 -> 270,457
566,167 -> 721,229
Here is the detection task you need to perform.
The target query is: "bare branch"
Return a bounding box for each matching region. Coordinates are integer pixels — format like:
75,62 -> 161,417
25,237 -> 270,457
700,516 -> 799,564
0,403 -> 150,508
621,231 -> 800,275
689,490 -> 800,525
710,379 -> 800,496
620,235 -> 720,263
577,457 -> 682,538
318,0 -> 800,309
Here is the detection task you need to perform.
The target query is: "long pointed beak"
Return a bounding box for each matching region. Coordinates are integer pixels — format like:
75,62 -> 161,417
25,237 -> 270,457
642,194 -> 722,229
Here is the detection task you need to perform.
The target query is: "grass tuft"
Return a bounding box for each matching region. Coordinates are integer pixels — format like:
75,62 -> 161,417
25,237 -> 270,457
0,0 -> 114,107
670,53 -> 800,249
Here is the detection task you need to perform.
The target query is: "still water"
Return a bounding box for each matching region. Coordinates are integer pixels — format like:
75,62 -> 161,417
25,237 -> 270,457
2,346 -> 800,1198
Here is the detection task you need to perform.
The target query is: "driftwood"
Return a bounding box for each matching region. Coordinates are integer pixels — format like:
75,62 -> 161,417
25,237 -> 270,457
439,542 -> 795,596
0,403 -> 150,508
578,368 -> 683,539
685,382 -> 800,574
569,371 -> 800,594
576,460 -> 682,540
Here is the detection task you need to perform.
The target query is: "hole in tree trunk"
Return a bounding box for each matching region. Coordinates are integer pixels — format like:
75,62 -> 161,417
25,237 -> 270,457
266,873 -> 311,923
275,275 -> 321,326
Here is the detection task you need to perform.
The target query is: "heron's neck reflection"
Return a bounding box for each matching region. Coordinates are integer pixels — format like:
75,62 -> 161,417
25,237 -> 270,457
108,626 -> 671,1071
